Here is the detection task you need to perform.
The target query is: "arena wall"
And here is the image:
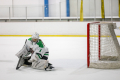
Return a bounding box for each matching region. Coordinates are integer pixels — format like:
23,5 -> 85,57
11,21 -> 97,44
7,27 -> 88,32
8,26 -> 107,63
0,22 -> 120,36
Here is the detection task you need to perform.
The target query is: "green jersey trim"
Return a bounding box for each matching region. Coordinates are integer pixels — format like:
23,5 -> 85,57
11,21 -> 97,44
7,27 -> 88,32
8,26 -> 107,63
28,38 -> 44,48
37,54 -> 41,59
44,54 -> 49,56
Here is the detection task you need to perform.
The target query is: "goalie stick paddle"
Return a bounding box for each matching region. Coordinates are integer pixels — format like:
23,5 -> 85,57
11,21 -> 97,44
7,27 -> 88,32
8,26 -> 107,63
16,54 -> 23,70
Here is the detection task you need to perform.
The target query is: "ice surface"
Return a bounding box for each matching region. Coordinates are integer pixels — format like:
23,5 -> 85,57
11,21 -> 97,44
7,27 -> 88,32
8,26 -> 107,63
0,37 -> 120,80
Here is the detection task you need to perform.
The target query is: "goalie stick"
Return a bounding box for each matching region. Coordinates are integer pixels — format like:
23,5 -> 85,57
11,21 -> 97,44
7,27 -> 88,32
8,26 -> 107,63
16,54 -> 24,70
16,39 -> 27,70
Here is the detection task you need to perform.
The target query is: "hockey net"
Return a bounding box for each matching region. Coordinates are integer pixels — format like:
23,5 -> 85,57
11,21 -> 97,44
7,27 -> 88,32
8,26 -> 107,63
87,22 -> 120,69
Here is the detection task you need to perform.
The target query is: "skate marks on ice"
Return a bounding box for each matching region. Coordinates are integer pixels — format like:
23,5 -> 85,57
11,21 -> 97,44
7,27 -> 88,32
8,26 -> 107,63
70,64 -> 103,75
70,64 -> 120,75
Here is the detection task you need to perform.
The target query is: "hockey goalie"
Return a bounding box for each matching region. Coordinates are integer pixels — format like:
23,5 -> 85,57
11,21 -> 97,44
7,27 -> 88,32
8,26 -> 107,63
16,32 -> 54,71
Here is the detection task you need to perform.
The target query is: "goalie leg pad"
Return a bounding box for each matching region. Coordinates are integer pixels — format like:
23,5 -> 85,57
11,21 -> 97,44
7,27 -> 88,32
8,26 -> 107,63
32,59 -> 48,70
16,39 -> 29,58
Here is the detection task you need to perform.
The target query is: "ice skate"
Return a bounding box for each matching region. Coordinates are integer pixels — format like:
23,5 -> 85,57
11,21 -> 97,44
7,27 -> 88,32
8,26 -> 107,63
45,63 -> 55,71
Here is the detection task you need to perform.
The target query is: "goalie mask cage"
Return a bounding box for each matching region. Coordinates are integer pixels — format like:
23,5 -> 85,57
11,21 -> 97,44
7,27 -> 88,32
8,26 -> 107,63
87,22 -> 120,69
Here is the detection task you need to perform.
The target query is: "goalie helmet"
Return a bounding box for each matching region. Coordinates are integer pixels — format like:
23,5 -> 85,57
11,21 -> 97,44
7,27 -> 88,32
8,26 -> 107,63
32,32 -> 39,39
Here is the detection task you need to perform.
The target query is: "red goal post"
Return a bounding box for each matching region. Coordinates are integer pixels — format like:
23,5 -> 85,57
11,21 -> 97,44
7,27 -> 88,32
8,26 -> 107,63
87,22 -> 100,68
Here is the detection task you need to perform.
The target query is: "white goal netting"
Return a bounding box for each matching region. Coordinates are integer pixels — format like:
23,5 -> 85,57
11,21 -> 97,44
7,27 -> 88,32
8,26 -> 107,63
87,23 -> 120,69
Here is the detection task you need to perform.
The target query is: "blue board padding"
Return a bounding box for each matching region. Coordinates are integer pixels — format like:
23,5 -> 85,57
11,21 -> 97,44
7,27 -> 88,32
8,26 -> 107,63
44,0 -> 49,17
66,0 -> 70,17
